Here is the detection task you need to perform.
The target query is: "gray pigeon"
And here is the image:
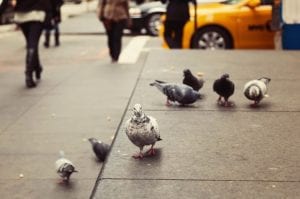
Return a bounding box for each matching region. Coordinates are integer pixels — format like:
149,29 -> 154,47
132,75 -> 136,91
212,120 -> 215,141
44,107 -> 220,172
183,69 -> 204,91
88,138 -> 110,161
125,104 -> 161,159
55,151 -> 78,182
213,74 -> 235,107
150,80 -> 200,105
243,77 -> 271,106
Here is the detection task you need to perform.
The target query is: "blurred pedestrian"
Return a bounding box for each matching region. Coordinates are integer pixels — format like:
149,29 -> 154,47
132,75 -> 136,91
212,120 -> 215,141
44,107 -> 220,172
98,0 -> 131,63
161,0 -> 196,49
0,0 -> 52,88
44,0 -> 64,48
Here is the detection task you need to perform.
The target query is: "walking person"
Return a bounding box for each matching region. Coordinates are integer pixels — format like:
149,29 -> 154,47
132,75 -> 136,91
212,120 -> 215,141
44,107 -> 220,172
161,0 -> 196,49
0,0 -> 52,88
98,0 -> 131,63
44,0 -> 64,48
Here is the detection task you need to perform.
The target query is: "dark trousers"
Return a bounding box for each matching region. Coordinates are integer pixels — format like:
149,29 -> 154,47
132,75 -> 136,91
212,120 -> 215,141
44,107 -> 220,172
164,20 -> 187,49
105,19 -> 126,61
44,23 -> 60,45
19,21 -> 43,73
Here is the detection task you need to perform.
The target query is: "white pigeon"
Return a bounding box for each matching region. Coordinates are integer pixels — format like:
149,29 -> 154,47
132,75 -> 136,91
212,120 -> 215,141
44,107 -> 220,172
125,104 -> 162,159
243,77 -> 271,106
55,150 -> 78,182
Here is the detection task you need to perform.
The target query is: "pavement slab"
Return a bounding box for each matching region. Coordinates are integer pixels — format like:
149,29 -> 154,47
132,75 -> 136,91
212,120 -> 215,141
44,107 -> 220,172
95,179 -> 300,199
101,111 -> 300,181
0,15 -> 146,198
93,50 -> 300,198
0,179 -> 95,199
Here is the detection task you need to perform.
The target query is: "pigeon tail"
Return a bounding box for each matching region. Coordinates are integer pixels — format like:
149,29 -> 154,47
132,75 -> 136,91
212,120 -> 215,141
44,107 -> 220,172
149,80 -> 165,93
258,77 -> 271,85
155,80 -> 166,84
150,80 -> 165,86
157,137 -> 162,141
59,150 -> 65,158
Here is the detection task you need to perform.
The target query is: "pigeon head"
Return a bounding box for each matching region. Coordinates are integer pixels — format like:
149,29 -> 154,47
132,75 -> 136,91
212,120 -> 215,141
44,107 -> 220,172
221,73 -> 230,79
249,86 -> 260,98
65,164 -> 77,173
88,137 -> 99,146
132,104 -> 148,123
183,69 -> 192,77
133,104 -> 143,118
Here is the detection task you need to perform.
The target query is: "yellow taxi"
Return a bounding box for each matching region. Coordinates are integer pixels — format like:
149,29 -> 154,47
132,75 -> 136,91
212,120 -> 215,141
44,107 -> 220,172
160,0 -> 275,49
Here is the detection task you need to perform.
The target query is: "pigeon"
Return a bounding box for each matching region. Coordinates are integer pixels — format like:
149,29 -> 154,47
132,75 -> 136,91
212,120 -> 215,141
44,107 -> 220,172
88,138 -> 110,161
125,104 -> 162,159
55,150 -> 78,182
183,69 -> 204,91
213,73 -> 235,107
243,77 -> 271,106
150,80 -> 200,106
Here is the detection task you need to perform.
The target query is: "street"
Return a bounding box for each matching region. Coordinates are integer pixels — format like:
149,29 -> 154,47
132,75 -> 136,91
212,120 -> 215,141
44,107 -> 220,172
0,3 -> 300,199
0,7 -> 158,198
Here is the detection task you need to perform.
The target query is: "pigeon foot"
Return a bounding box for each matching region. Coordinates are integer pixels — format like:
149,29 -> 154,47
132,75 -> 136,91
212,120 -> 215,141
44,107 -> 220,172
166,100 -> 172,106
224,101 -> 233,107
146,148 -> 155,156
57,179 -> 68,184
217,97 -> 223,105
250,102 -> 259,107
132,153 -> 143,159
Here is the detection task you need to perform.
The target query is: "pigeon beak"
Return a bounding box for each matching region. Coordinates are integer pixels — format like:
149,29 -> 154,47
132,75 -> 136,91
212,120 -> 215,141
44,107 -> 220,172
135,112 -> 141,117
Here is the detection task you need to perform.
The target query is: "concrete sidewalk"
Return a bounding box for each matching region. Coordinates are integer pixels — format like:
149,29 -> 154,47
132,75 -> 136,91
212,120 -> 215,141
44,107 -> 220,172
92,50 -> 300,198
0,12 -> 299,197
0,24 -> 142,198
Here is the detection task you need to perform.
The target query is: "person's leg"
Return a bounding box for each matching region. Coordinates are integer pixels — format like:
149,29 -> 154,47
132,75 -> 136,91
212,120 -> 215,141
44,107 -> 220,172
111,20 -> 126,62
19,22 -> 36,87
164,20 -> 178,49
106,24 -> 114,62
19,23 -> 30,48
173,20 -> 186,49
44,28 -> 50,48
54,23 -> 60,46
26,22 -> 44,86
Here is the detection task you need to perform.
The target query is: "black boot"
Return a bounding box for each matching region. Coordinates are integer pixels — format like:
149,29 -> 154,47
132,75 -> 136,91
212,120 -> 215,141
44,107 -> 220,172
35,65 -> 43,80
25,71 -> 36,88
25,48 -> 36,88
55,32 -> 60,46
44,32 -> 50,48
35,51 -> 43,80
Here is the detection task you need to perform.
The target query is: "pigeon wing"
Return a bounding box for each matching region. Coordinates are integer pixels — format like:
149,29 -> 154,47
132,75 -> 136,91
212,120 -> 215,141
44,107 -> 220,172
148,116 -> 160,141
171,85 -> 185,101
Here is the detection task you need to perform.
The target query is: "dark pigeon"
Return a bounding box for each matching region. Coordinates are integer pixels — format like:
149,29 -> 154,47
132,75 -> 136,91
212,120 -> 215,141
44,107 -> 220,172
213,74 -> 235,107
183,69 -> 204,91
88,138 -> 110,161
150,80 -> 200,105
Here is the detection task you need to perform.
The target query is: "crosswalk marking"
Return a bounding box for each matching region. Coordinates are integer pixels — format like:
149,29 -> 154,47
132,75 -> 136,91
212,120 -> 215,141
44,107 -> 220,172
118,36 -> 149,64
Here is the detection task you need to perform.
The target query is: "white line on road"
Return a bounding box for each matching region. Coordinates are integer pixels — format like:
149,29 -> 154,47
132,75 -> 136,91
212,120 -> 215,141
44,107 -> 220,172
118,36 -> 150,64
